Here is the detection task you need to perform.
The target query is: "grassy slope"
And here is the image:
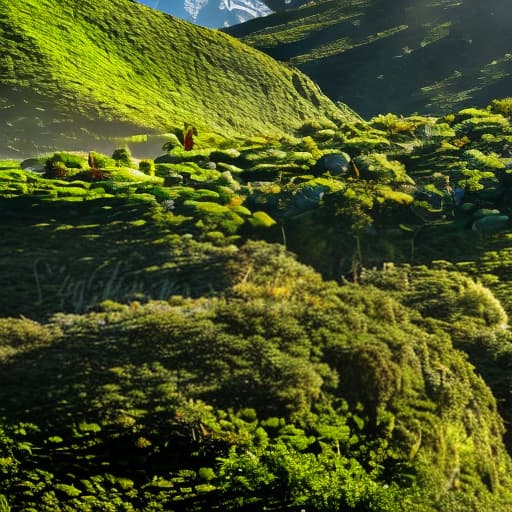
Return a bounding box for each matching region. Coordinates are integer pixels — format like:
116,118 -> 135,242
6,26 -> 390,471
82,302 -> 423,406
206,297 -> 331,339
0,0 -> 353,156
228,0 -> 512,118
2,105 -> 512,509
1,272 -> 511,511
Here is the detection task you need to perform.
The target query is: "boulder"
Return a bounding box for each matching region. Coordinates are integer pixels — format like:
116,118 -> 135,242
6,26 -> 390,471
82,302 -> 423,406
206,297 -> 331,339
472,215 -> 509,232
313,152 -> 350,176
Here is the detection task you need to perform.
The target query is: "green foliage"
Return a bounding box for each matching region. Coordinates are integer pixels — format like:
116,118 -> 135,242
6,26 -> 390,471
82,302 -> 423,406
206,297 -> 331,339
370,113 -> 418,136
4,100 -> 512,511
298,118 -> 337,137
88,151 -> 115,169
44,159 -> 68,179
1,256 -> 511,510
0,495 -> 10,512
249,211 -> 276,228
45,152 -> 84,170
184,200 -> 245,235
138,159 -> 155,176
489,97 -> 512,117
355,153 -> 414,184
112,148 -> 133,168
463,149 -> 505,171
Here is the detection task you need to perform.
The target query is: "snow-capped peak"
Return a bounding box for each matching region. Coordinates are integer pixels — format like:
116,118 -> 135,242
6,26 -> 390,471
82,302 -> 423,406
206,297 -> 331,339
138,0 -> 272,28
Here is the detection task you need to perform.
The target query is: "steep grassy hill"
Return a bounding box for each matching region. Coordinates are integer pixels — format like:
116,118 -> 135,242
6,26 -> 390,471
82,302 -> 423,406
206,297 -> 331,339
227,0 -> 512,118
0,0 -> 353,157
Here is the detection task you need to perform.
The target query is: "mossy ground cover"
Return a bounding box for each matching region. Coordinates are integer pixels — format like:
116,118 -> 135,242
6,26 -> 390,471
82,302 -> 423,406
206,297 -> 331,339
228,0 -> 512,118
2,100 -> 512,509
3,101 -> 512,315
1,247 -> 512,511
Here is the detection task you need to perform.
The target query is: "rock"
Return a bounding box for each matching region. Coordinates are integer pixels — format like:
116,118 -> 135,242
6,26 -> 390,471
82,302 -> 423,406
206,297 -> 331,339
473,208 -> 500,219
472,215 -> 509,232
154,153 -> 175,164
164,174 -> 183,186
313,152 -> 350,176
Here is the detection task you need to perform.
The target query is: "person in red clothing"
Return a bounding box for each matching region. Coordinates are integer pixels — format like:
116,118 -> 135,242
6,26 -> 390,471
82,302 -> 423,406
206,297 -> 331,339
184,125 -> 194,151
182,123 -> 197,151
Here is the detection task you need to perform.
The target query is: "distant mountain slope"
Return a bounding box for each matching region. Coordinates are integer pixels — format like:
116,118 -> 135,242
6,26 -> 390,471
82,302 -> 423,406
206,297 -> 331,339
0,0 -> 352,156
227,0 -> 512,118
136,0 -> 273,28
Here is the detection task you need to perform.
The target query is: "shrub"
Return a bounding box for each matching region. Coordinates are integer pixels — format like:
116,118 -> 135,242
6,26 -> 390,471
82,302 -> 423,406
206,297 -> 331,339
249,211 -> 277,228
183,200 -> 245,234
403,269 -> 507,327
138,159 -> 155,176
112,147 -> 133,167
46,152 -> 84,169
489,97 -> 512,117
370,113 -> 417,135
89,151 -> 115,169
355,153 -> 413,184
297,118 -> 337,136
44,159 -> 68,179
43,152 -> 87,178
463,149 -> 505,170
0,317 -> 56,361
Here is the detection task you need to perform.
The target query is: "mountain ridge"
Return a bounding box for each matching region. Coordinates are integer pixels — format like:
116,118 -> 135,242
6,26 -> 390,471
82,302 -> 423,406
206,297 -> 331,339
228,0 -> 512,117
137,0 -> 273,27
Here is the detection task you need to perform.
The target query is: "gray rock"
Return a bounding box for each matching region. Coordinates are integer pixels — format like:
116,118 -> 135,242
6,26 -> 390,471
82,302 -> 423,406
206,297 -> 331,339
314,152 -> 350,176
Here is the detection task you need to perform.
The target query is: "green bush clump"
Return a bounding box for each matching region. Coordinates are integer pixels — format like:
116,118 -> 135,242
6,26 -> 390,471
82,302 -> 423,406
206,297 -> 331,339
370,113 -> 418,135
453,110 -> 509,138
489,97 -> 512,117
183,200 -> 245,234
138,159 -> 155,175
88,152 -> 115,169
402,268 -> 507,327
0,317 -> 57,361
44,159 -> 68,179
355,153 -> 414,184
463,149 -> 505,170
47,152 -> 85,169
297,118 -> 337,136
55,186 -> 88,197
112,147 -> 133,167
249,211 -> 277,228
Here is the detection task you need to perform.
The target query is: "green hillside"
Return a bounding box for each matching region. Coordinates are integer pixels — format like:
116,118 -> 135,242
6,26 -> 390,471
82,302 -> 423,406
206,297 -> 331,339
2,256 -> 512,511
2,99 -> 512,509
0,0 -> 353,157
227,0 -> 512,118
3,2 -> 512,507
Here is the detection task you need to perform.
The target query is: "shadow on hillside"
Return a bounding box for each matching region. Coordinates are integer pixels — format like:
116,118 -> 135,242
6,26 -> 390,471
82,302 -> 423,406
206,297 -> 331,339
0,316 -> 203,476
0,195 -> 231,320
